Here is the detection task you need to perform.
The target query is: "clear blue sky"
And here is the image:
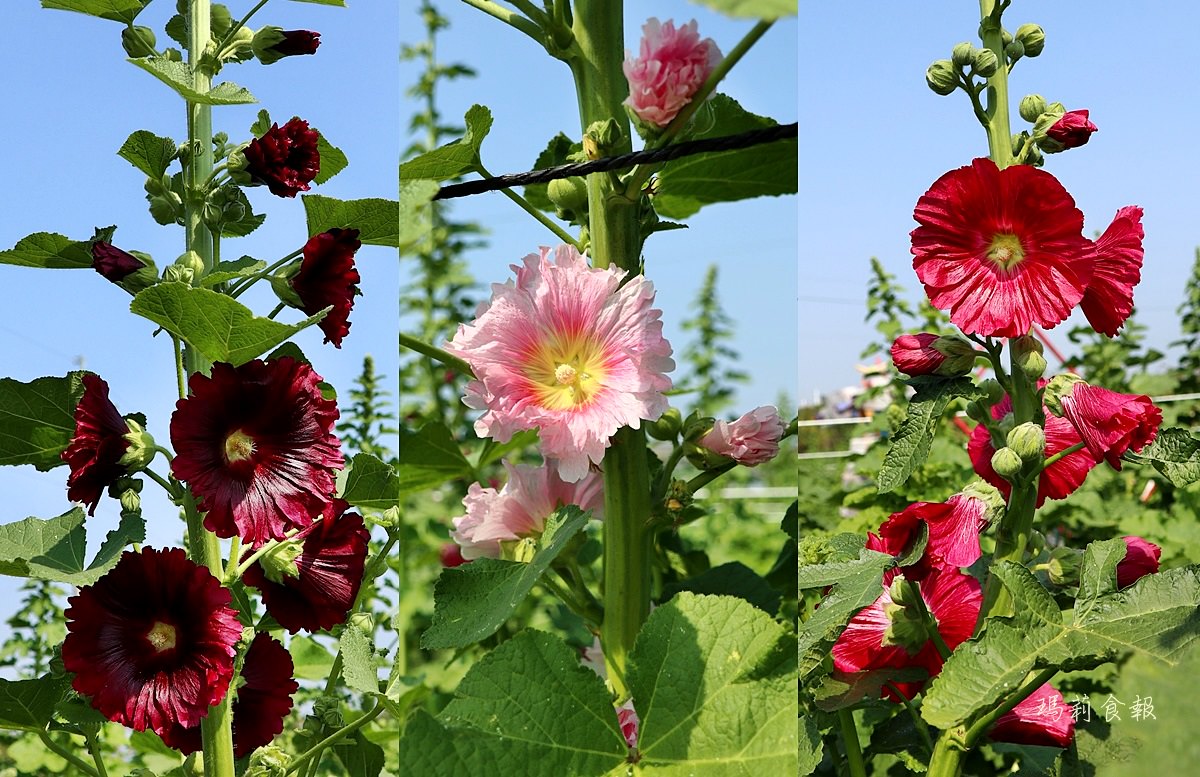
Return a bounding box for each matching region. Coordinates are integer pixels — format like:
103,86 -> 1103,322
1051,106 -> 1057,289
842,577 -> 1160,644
800,1 -> 1199,401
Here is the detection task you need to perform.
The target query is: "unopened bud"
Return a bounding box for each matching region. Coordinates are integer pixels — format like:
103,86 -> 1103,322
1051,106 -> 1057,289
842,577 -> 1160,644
1047,546 -> 1083,586
972,48 -> 999,77
245,745 -> 291,777
1015,23 -> 1045,57
1006,422 -> 1046,461
503,536 -> 538,563
270,263 -> 305,309
547,176 -> 589,213
991,446 -> 1024,478
960,479 -> 1006,526
647,407 -> 682,441
1019,94 -> 1047,123
950,42 -> 975,67
925,59 -> 959,96
118,487 -> 142,514
1011,335 -> 1045,378
980,378 -> 1005,406
313,695 -> 344,728
119,418 -> 157,471
258,536 -> 303,583
1005,40 -> 1025,60
162,264 -> 194,285
349,612 -> 374,637
122,26 -> 158,59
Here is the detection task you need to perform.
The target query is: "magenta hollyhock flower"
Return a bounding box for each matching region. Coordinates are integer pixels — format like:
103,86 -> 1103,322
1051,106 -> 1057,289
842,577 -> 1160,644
451,461 -> 604,560
700,405 -> 785,466
446,245 -> 674,482
833,568 -> 981,702
889,333 -> 978,377
867,503 -> 934,578
242,499 -> 369,633
868,488 -> 998,575
911,158 -> 1092,337
62,374 -> 131,516
439,542 -> 468,567
170,357 -> 343,546
62,548 -> 242,737
989,683 -> 1075,748
1117,536 -> 1161,589
623,18 -> 722,127
159,633 -> 299,758
290,228 -> 362,348
1046,109 -> 1098,149
1080,206 -> 1144,337
617,699 -> 639,749
1059,383 -> 1161,470
91,241 -> 144,283
244,118 -> 320,198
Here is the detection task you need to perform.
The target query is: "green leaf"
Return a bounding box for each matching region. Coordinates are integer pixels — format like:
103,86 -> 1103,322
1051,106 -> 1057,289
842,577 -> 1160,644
0,232 -> 93,270
398,105 -> 492,181
289,635 -> 335,680
302,195 -> 399,247
339,626 -> 378,695
877,376 -> 983,493
217,188 -> 266,238
1076,538 -> 1128,620
524,133 -> 578,212
199,256 -> 267,287
0,373 -> 87,470
399,180 -> 440,252
0,675 -> 69,732
333,731 -> 385,777
797,549 -> 893,681
0,508 -> 126,586
661,561 -> 781,614
314,132 -> 348,185
798,715 -> 824,775
1126,427 -> 1200,487
421,507 -> 589,649
654,95 -> 796,219
41,0 -> 148,23
473,429 -> 539,470
337,453 -> 399,511
398,422 -> 473,495
127,58 -> 257,105
686,0 -> 796,18
130,283 -> 328,366
630,593 -> 797,774
88,508 -> 146,576
118,130 -> 176,180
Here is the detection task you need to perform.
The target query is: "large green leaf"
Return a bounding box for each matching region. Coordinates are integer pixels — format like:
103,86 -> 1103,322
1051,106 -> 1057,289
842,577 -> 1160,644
130,283 -> 327,366
523,133 -> 578,212
314,132 -> 348,185
333,731 -> 385,777
302,195 -> 399,247
0,373 -> 87,471
0,675 -> 70,732
877,376 -> 983,493
338,626 -> 379,695
41,0 -> 148,23
1126,426 -> 1200,487
118,130 -> 177,180
421,507 -> 589,650
653,95 -> 796,219
397,422 -> 473,495
797,548 -> 893,680
0,233 -> 93,270
337,452 -> 399,511
1076,538 -> 1127,621
661,561 -> 781,614
127,58 -> 257,105
399,105 -> 492,181
399,180 -> 439,253
0,507 -> 143,586
630,594 -> 797,774
688,0 -> 796,18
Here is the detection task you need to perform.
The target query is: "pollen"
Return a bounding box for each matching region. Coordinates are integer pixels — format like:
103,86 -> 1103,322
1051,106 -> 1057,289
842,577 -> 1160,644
987,233 -> 1025,271
223,429 -> 256,463
145,621 -> 178,653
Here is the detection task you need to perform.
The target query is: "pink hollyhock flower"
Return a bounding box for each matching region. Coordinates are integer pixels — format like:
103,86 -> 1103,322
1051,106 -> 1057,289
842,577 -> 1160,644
989,683 -> 1075,748
170,357 -> 343,545
62,374 -> 132,516
1058,383 -> 1161,471
911,158 -> 1091,337
890,333 -> 978,377
1117,536 -> 1161,589
617,699 -> 640,749
1080,206 -> 1144,337
91,241 -> 145,283
450,461 -> 604,560
833,568 -> 981,702
289,228 -> 362,348
243,117 -> 320,198
1046,109 -> 1098,149
699,405 -> 785,466
623,18 -> 722,127
446,245 -> 674,482
62,549 -> 242,738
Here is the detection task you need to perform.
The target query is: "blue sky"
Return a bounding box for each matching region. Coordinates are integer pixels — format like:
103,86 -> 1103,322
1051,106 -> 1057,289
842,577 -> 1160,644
801,1 -> 1200,401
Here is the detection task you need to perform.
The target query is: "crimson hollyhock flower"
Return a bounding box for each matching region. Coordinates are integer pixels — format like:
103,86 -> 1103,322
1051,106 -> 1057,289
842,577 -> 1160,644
1117,536 -> 1161,588
242,499 -> 370,633
832,568 -> 981,701
62,548 -> 242,737
989,683 -> 1075,748
617,699 -> 639,749
1046,109 -> 1098,150
868,486 -> 1002,575
254,27 -> 321,64
439,542 -> 468,567
170,357 -> 343,545
890,333 -> 978,377
160,633 -> 299,758
62,374 -> 132,515
1058,382 -> 1161,470
91,241 -> 145,283
1080,206 -> 1144,337
288,228 -> 362,348
243,118 -> 320,198
910,158 -> 1091,337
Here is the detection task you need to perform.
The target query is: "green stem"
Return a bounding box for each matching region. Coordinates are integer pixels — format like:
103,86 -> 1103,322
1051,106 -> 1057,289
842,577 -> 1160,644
1040,441 -> 1086,471
886,682 -> 935,753
460,0 -> 542,43
651,443 -> 686,499
84,727 -> 110,777
267,302 -> 286,320
172,335 -> 186,399
927,730 -> 967,777
144,469 -> 183,501
227,248 -> 303,299
837,709 -> 867,777
978,0 -> 1013,168
228,527 -> 303,582
36,731 -> 98,777
685,460 -> 737,493
398,332 -> 474,377
474,162 -> 581,249
216,0 -> 270,54
904,578 -> 952,660
285,703 -> 385,775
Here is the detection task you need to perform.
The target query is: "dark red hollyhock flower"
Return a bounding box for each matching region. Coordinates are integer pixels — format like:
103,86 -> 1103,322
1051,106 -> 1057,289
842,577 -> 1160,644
1046,109 -> 1098,149
160,633 -> 299,758
1117,536 -> 1161,589
890,333 -> 977,377
439,542 -> 468,568
911,158 -> 1091,338
242,499 -> 370,633
244,118 -> 320,198
290,229 -> 362,348
1081,206 -> 1144,337
62,374 -> 131,515
170,357 -> 343,546
989,683 -> 1075,748
1059,383 -> 1161,470
269,30 -> 321,58
91,242 -> 144,283
62,548 -> 241,737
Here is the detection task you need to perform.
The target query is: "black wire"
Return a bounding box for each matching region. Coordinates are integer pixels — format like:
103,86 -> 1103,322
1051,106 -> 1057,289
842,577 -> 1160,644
431,122 -> 798,201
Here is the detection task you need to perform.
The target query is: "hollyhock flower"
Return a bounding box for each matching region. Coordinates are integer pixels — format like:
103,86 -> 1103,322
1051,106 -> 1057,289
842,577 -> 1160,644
1046,109 -> 1097,150
160,633 -> 299,758
451,461 -> 604,560
439,542 -> 468,567
254,27 -> 321,65
623,18 -> 722,127
288,228 -> 362,348
91,241 -> 144,283
833,568 -> 981,702
445,245 -> 674,482
243,118 -> 320,198
61,548 -> 242,737
890,333 -> 978,377
1117,536 -> 1161,589
911,158 -> 1091,337
989,683 -> 1075,748
1080,206 -> 1144,337
242,499 -> 369,633
1058,383 -> 1161,470
62,374 -> 132,515
699,405 -> 785,466
617,699 -> 640,749
170,357 -> 343,545
868,485 -> 1001,577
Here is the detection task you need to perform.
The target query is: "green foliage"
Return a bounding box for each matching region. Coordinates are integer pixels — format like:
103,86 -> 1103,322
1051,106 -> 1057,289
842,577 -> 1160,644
302,195 -> 402,247
688,0 -> 798,18
877,376 -> 983,493
1063,314 -> 1163,393
0,232 -> 93,270
41,0 -> 148,23
1172,248 -> 1200,425
0,507 -> 145,586
128,58 -> 257,105
397,422 -> 474,494
336,356 -> 398,461
398,105 -> 493,182
0,674 -> 70,732
338,453 -> 400,512
0,581 -> 67,679
118,130 -> 177,180
797,545 -> 893,681
0,372 -> 87,471
679,264 -> 747,416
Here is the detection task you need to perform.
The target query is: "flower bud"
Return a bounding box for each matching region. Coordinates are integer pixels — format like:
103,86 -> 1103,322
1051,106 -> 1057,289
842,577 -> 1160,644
547,176 -> 589,214
1047,546 -> 1083,586
683,439 -> 729,471
1020,351 -> 1047,379
1010,335 -> 1045,378
245,745 -> 291,777
226,142 -> 252,185
972,48 -> 999,77
891,333 -> 978,377
258,536 -> 304,584
118,486 -> 142,514
965,400 -> 990,424
219,25 -> 255,63
1006,422 -> 1046,461
119,418 -> 157,471
253,27 -> 321,65
960,479 -> 1006,527
1015,23 -> 1045,57
991,446 -> 1024,478
646,407 -> 682,440
269,263 -> 305,309
349,612 -> 374,637
1019,94 -> 1047,123
951,42 -> 975,67
1004,40 -> 1025,60
1000,28 -> 1014,46
121,26 -> 158,59
162,264 -> 194,285
1042,373 -> 1084,417
925,59 -> 959,96
148,191 -> 183,226
313,695 -> 344,728
503,536 -> 539,563
980,378 -> 1005,406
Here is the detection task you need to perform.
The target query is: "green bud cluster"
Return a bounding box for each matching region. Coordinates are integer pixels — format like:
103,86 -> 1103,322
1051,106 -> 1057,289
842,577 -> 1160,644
990,446 -> 1024,479
646,407 -> 682,440
1006,422 -> 1046,461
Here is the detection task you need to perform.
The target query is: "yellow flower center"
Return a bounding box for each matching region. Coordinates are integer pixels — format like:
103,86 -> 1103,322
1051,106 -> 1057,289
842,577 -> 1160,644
526,334 -> 608,410
986,233 -> 1025,271
145,621 -> 177,653
223,429 -> 256,463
